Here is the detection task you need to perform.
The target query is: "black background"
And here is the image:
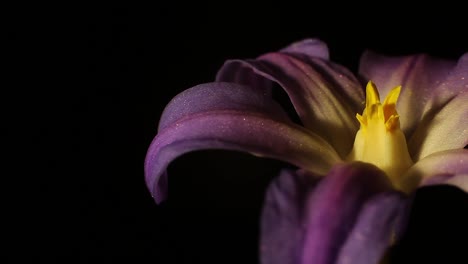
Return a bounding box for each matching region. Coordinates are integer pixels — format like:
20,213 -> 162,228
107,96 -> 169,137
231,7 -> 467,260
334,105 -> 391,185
6,5 -> 468,263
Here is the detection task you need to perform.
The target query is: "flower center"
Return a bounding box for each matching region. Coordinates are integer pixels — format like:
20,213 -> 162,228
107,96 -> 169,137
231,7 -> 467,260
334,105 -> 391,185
347,81 -> 413,191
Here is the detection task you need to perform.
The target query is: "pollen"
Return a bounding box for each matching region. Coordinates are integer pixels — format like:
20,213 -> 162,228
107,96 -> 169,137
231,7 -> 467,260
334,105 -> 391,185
348,81 -> 413,191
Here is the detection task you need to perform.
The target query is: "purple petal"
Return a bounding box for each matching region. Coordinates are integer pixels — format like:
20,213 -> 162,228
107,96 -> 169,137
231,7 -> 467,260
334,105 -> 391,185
359,51 -> 465,143
158,82 -> 289,131
401,149 -> 468,193
216,38 -> 329,85
300,162 -> 394,264
214,60 -> 274,96
260,169 -> 319,264
260,163 -> 413,264
145,83 -> 340,203
421,173 -> 468,192
408,91 -> 468,161
444,174 -> 468,192
279,38 -> 330,60
336,192 -> 408,264
217,43 -> 364,158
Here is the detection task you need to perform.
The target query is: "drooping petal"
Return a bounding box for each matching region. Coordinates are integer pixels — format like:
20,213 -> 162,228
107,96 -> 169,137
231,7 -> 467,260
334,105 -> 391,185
157,82 -> 289,131
359,51 -> 466,142
300,162 -> 394,264
260,169 -> 319,264
400,149 -> 468,193
217,41 -> 364,158
408,91 -> 468,161
336,192 -> 408,264
145,83 -> 340,203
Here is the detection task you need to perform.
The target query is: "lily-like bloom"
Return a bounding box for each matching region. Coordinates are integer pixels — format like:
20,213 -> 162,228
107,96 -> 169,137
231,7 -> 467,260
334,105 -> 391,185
145,39 -> 467,263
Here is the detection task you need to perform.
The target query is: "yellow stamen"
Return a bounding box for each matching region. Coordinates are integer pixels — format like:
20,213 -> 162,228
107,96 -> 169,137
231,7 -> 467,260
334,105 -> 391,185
347,81 -> 413,191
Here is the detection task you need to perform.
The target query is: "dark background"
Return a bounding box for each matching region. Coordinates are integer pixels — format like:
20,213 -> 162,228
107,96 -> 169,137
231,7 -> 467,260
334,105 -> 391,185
6,6 -> 467,263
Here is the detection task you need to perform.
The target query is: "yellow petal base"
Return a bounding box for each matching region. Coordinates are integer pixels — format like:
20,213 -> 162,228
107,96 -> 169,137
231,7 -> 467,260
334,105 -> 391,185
347,81 -> 413,191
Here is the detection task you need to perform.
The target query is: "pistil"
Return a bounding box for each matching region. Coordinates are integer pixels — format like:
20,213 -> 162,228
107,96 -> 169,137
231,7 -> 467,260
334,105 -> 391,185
348,81 -> 413,191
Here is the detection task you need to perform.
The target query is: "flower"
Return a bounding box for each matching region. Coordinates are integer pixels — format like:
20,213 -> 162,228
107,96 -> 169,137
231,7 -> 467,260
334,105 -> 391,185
145,39 -> 467,263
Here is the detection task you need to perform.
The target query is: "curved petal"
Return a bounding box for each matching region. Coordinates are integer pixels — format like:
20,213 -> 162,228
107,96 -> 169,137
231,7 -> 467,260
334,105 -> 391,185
401,149 -> 468,193
422,174 -> 468,193
336,192 -> 408,264
300,162 -> 394,264
359,51 -> 465,141
216,38 -> 329,85
215,60 -> 274,96
217,48 -> 364,158
408,91 -> 468,161
158,82 -> 289,131
444,174 -> 468,192
145,83 -> 341,203
260,169 -> 319,264
279,38 -> 330,60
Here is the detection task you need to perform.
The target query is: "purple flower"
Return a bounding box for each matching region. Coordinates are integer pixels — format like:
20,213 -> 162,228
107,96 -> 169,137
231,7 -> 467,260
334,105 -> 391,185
145,39 -> 467,263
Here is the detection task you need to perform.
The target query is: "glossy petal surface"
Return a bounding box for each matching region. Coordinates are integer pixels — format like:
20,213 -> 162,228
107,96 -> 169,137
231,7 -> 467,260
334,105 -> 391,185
145,82 -> 340,203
